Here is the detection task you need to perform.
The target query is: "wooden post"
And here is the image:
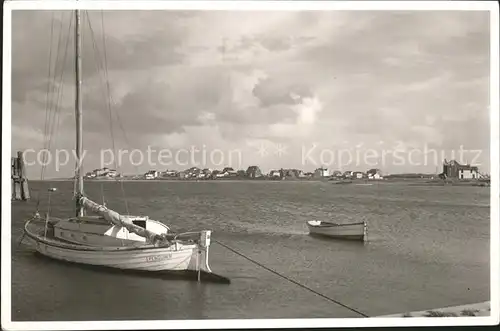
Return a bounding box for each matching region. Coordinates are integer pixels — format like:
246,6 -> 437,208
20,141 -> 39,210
11,151 -> 30,201
18,151 -> 30,200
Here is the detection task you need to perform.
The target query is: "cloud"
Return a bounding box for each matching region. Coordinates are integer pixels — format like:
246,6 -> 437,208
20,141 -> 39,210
252,76 -> 313,107
10,9 -> 491,177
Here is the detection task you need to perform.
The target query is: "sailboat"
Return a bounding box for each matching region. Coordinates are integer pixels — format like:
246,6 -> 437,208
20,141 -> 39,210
22,10 -> 219,280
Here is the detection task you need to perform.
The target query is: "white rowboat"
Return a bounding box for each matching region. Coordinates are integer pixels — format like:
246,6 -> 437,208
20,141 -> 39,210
306,220 -> 367,241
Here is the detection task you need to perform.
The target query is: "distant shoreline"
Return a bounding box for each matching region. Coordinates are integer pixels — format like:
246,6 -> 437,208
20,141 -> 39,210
29,177 -> 490,186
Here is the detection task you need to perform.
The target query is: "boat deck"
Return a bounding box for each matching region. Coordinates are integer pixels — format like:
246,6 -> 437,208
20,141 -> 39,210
24,219 -> 167,251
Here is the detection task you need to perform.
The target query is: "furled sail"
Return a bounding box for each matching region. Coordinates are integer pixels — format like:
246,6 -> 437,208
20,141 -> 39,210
79,196 -> 164,244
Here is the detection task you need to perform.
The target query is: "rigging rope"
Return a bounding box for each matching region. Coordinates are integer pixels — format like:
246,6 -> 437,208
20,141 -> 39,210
45,13 -> 70,167
100,11 -> 130,215
214,240 -> 369,318
37,13 -> 73,212
36,11 -> 56,211
85,13 -> 140,168
85,11 -> 139,215
50,13 -> 74,183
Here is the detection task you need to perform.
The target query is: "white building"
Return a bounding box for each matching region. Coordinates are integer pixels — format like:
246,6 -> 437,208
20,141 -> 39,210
269,170 -> 281,177
459,168 -> 478,179
314,167 -> 330,178
367,168 -> 383,180
145,170 -> 159,179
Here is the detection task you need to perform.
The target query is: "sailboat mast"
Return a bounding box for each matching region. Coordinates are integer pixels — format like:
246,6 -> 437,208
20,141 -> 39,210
75,9 -> 84,217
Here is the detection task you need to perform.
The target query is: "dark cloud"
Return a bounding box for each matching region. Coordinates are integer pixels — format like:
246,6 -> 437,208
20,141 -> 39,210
12,10 -> 187,103
297,11 -> 489,79
259,37 -> 293,52
252,76 -> 313,107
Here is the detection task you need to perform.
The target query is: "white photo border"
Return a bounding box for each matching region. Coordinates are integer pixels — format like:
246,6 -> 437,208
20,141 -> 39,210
2,1 -> 499,330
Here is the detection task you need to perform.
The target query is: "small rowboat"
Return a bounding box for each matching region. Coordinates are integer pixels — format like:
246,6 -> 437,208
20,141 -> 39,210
306,220 -> 367,241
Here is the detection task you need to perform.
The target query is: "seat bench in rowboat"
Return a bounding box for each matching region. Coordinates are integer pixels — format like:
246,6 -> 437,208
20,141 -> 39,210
306,220 -> 367,241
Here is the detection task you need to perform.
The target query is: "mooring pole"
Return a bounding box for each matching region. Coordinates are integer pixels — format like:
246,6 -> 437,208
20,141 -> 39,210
12,156 -> 21,200
12,151 -> 30,201
18,151 -> 30,200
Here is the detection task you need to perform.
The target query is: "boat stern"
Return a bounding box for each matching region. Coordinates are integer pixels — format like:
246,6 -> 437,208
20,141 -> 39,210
199,230 -> 212,273
187,230 -> 212,274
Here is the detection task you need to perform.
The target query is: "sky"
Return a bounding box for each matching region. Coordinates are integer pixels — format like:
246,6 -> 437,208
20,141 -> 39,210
10,9 -> 491,179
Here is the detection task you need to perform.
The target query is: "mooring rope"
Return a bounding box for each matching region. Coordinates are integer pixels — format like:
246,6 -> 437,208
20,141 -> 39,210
214,240 -> 369,318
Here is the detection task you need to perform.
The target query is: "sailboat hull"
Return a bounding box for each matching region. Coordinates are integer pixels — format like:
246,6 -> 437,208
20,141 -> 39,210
24,222 -> 211,273
34,241 -> 194,271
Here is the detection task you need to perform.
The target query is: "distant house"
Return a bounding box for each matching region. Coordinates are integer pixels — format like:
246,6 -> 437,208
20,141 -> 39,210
95,167 -> 109,176
105,169 -> 119,178
295,170 -> 306,178
85,167 -> 120,179
221,167 -> 238,177
144,170 -> 159,179
269,170 -> 281,178
162,170 -> 178,177
331,170 -> 342,178
208,169 -> 226,179
343,171 -> 353,179
282,169 -> 298,178
184,167 -> 201,178
366,168 -> 383,180
193,169 -> 211,179
352,171 -> 365,179
246,166 -> 263,178
85,171 -> 96,179
314,167 -> 329,178
207,170 -> 219,179
442,159 -> 479,179
283,169 -> 305,178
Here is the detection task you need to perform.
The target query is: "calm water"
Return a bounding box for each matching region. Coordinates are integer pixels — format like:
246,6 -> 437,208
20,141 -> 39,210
11,180 -> 490,320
